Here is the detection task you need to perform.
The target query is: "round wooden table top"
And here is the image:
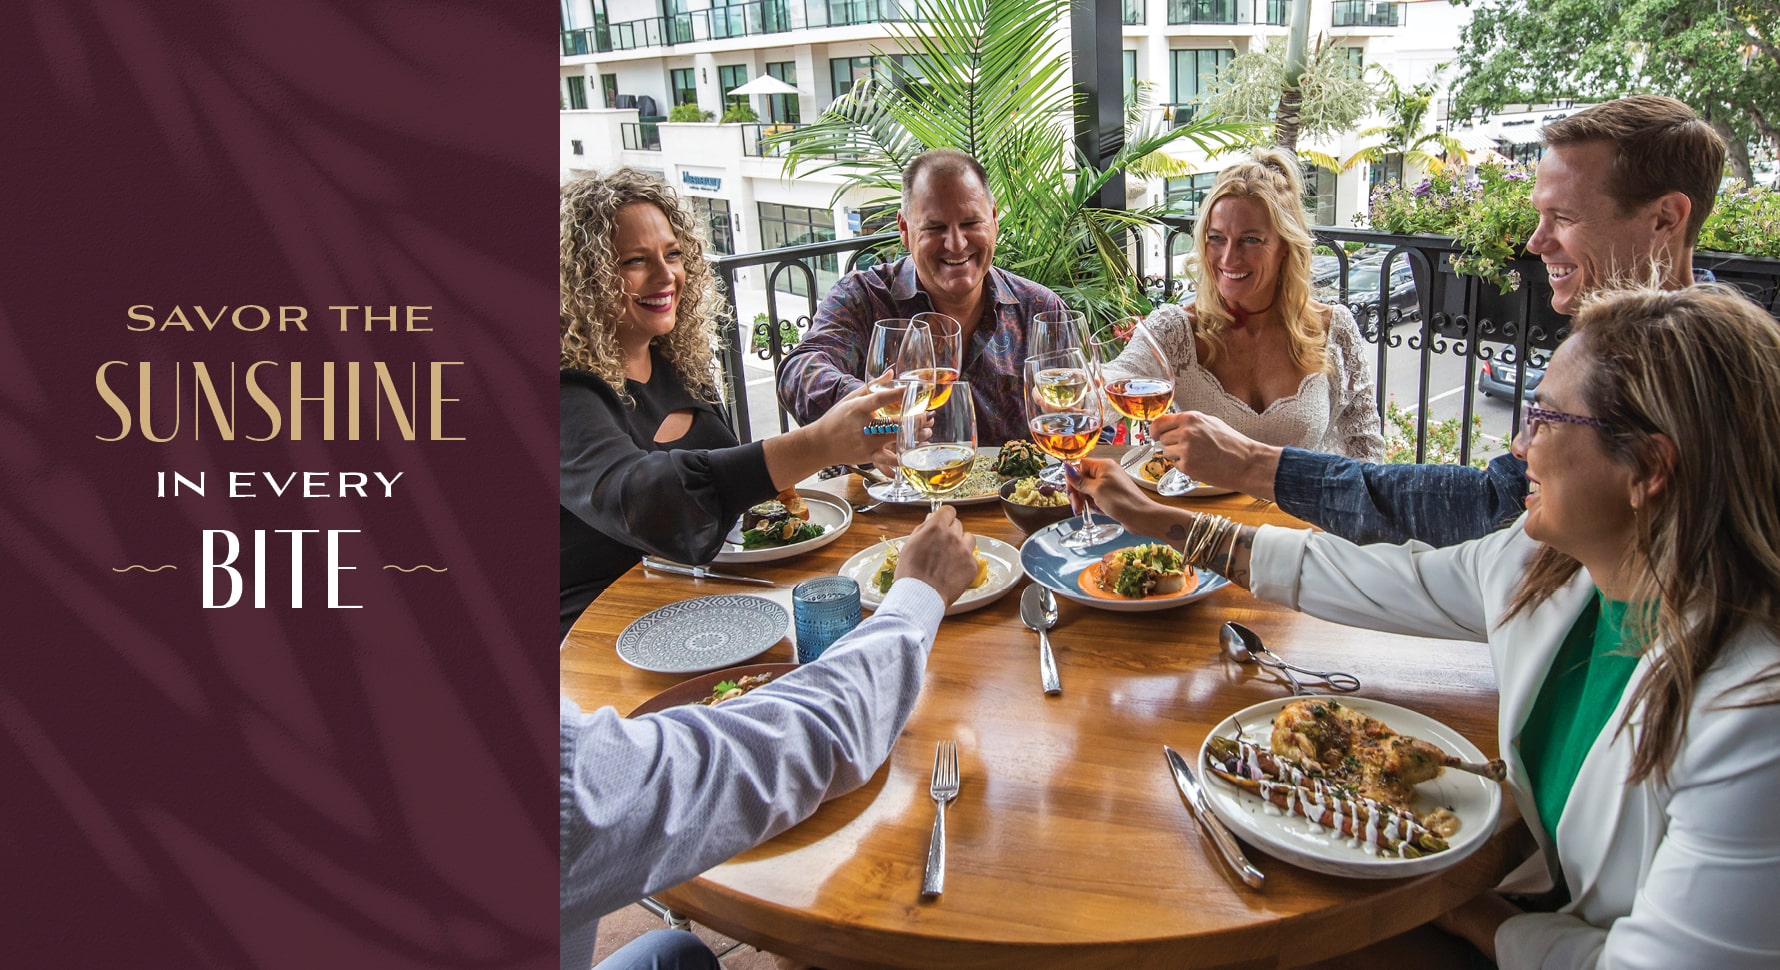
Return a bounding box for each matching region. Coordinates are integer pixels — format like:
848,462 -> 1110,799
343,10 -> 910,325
561,472 -> 1533,970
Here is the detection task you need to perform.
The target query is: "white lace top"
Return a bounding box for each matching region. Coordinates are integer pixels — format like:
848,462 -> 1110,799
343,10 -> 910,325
1106,302 -> 1385,461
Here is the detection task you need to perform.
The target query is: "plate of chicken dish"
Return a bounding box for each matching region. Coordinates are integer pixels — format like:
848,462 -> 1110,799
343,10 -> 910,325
1197,696 -> 1505,878
712,488 -> 851,564
1020,519 -> 1228,612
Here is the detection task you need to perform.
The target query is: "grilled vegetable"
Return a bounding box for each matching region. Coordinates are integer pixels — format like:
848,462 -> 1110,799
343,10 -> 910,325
992,439 -> 1046,477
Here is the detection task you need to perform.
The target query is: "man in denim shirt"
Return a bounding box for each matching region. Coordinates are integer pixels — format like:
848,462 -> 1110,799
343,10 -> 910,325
1153,95 -> 1726,546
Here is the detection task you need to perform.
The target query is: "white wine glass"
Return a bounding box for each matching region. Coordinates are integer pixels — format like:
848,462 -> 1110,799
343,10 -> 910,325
1091,318 -> 1194,493
899,378 -> 977,513
909,312 -> 963,408
1025,349 -> 1121,548
865,318 -> 934,503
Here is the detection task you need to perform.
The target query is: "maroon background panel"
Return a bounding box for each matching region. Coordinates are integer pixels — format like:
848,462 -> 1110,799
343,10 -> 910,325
0,2 -> 557,966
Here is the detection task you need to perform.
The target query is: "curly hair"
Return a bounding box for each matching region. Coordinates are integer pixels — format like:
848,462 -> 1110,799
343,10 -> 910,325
1504,285 -> 1780,785
1188,148 -> 1327,375
560,168 -> 727,401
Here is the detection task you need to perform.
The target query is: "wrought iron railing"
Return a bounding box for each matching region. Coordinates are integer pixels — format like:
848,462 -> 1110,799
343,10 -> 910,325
710,223 -> 1780,462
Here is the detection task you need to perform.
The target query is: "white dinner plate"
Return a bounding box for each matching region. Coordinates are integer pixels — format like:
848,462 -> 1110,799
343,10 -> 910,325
1196,696 -> 1503,879
712,489 -> 852,564
839,534 -> 1021,616
1125,452 -> 1236,498
1019,517 -> 1228,612
865,446 -> 1057,506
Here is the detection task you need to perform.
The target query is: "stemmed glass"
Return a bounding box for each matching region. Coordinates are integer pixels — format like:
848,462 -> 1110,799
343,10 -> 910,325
910,312 -> 964,408
1025,348 -> 1122,547
865,318 -> 935,503
1030,309 -> 1090,484
898,378 -> 978,513
1090,318 -> 1194,495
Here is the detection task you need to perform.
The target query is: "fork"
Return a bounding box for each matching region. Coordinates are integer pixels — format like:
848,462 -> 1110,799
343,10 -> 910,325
921,740 -> 960,896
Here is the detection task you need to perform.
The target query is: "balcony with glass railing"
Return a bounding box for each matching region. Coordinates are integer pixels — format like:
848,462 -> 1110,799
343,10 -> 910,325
804,0 -> 920,28
621,122 -> 662,151
1332,0 -> 1404,27
574,2 -> 792,52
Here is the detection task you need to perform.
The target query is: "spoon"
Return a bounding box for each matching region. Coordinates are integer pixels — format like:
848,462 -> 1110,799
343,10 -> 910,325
1019,585 -> 1062,695
850,500 -> 884,514
1222,621 -> 1362,695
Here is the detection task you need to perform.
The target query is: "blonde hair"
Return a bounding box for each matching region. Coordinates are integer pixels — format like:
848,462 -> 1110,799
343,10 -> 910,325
1504,285 -> 1780,784
1191,148 -> 1326,373
560,169 -> 726,401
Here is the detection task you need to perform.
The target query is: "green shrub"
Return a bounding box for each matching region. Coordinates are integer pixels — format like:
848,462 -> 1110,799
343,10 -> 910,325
1381,399 -> 1487,467
668,103 -> 712,123
720,102 -> 758,123
1697,180 -> 1780,258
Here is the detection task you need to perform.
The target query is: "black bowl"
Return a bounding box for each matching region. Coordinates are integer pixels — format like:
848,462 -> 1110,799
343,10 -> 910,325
999,478 -> 1074,534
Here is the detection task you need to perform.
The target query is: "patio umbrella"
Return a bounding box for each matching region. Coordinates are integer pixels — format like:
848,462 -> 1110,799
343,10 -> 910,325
725,74 -> 799,97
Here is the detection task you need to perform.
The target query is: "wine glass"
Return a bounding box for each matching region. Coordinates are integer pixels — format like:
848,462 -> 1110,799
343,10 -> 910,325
1030,308 -> 1089,483
909,312 -> 963,408
899,378 -> 977,513
1091,318 -> 1193,493
1025,348 -> 1121,548
865,318 -> 934,502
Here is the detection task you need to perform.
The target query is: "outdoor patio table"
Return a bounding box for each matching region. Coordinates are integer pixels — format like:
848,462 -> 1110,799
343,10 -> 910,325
561,471 -> 1535,969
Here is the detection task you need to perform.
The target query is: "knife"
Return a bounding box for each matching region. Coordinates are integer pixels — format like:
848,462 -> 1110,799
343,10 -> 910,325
640,558 -> 778,586
1162,745 -> 1266,890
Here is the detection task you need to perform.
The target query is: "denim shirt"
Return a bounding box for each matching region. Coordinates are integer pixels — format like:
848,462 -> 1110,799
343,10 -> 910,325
1273,447 -> 1529,547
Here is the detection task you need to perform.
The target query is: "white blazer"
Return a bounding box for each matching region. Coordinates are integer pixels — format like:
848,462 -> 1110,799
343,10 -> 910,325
1250,520 -> 1780,969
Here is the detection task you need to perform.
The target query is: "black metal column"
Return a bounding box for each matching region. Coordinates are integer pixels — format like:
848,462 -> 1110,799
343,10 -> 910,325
1070,0 -> 1125,210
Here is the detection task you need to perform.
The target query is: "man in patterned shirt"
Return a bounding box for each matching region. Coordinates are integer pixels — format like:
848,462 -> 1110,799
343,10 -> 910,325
776,148 -> 1067,443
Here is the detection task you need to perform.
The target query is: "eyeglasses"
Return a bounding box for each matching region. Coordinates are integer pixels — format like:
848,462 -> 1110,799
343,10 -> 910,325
1522,401 -> 1610,437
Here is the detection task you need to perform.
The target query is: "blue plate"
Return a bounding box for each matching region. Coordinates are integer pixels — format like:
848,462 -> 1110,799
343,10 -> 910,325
1019,517 -> 1229,612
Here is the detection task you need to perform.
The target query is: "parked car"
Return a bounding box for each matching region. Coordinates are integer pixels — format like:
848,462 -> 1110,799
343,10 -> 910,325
1477,355 -> 1546,400
1343,258 -> 1420,326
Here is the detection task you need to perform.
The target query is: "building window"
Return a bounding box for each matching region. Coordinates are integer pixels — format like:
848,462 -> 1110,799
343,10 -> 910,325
719,64 -> 750,112
759,201 -> 838,297
1122,50 -> 1137,101
601,73 -> 619,108
1170,49 -> 1231,108
829,54 -> 922,104
1303,163 -> 1335,226
670,68 -> 697,107
565,76 -> 588,110
1343,46 -> 1364,78
571,139 -> 585,156
1367,152 -> 1405,190
689,196 -> 734,255
766,61 -> 799,124
1164,173 -> 1218,217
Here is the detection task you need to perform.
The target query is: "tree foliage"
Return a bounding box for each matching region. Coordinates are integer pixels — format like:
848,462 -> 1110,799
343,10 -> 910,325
768,0 -> 1252,327
1340,69 -> 1467,174
1453,0 -> 1780,180
1196,34 -> 1376,154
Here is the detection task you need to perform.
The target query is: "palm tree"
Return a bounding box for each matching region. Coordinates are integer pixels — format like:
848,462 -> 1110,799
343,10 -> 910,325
767,0 -> 1252,327
1338,70 -> 1468,176
1194,35 -> 1377,168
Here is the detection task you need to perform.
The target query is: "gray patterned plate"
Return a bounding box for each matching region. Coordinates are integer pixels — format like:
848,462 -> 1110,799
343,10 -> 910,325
615,595 -> 790,674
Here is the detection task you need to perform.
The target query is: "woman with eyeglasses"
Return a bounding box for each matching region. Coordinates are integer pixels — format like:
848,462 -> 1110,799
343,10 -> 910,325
1075,285 -> 1780,967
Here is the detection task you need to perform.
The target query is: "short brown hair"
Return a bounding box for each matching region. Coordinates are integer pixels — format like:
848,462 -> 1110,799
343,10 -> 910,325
902,149 -> 994,208
1542,95 -> 1724,247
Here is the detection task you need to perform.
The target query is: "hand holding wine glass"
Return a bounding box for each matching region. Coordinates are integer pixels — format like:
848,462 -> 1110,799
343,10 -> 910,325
899,378 -> 977,513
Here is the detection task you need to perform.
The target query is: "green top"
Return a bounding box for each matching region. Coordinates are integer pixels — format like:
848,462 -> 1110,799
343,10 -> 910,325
1518,594 -> 1644,846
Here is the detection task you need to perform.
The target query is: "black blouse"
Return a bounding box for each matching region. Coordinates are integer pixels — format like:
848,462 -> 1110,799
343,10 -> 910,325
559,352 -> 774,639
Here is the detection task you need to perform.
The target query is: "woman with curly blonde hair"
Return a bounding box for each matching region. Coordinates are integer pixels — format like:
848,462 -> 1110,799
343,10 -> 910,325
560,169 -> 901,637
1104,149 -> 1382,463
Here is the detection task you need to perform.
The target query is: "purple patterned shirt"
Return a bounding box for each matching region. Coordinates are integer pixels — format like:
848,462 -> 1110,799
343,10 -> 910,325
775,255 -> 1066,444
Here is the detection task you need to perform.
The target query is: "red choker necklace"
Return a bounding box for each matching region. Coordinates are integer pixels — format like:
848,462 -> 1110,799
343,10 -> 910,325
1229,297 -> 1276,330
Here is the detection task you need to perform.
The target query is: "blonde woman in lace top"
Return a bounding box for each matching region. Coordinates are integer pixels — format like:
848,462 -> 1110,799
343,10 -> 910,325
1107,150 -> 1384,460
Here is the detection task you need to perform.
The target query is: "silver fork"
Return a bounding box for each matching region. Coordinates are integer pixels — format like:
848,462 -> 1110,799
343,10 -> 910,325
921,740 -> 959,897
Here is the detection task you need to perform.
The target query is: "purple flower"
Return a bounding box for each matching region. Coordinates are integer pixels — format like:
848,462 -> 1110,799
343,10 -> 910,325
1413,180 -> 1433,197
